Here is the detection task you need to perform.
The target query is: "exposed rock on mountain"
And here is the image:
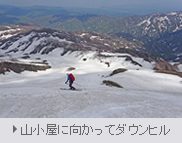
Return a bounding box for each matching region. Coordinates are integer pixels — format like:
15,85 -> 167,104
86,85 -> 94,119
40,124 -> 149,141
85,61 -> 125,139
103,80 -> 123,88
0,26 -> 181,76
0,28 -> 144,56
154,60 -> 179,72
0,60 -> 51,74
109,68 -> 127,76
154,60 -> 182,78
0,24 -> 41,41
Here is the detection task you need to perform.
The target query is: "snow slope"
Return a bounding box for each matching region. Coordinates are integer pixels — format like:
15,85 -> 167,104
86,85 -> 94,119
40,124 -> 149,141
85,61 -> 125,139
0,49 -> 182,118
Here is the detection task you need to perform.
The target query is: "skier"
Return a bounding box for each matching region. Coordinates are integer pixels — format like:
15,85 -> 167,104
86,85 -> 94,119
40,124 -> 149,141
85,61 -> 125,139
65,73 -> 76,90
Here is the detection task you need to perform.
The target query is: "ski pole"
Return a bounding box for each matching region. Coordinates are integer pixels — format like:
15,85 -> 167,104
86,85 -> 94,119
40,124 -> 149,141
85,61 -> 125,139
74,82 -> 81,87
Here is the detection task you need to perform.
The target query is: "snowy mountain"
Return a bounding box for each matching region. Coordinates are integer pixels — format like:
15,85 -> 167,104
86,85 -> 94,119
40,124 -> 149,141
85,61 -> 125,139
0,26 -> 182,118
0,27 -> 147,58
0,24 -> 40,41
108,11 -> 182,62
121,12 -> 182,37
31,11 -> 182,62
1,8 -> 182,62
0,27 -> 181,75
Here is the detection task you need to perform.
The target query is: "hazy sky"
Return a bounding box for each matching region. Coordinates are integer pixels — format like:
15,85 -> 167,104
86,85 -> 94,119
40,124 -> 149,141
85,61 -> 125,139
0,0 -> 182,8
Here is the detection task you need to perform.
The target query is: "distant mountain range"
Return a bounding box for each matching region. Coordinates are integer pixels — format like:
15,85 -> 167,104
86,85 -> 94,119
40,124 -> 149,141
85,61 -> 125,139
0,5 -> 182,63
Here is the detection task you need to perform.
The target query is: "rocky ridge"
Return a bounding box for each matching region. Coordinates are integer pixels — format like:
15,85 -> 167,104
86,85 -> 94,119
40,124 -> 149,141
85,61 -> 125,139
0,26 -> 181,76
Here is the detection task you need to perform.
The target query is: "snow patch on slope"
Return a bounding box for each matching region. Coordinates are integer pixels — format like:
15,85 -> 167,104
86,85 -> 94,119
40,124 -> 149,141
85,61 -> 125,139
0,50 -> 182,118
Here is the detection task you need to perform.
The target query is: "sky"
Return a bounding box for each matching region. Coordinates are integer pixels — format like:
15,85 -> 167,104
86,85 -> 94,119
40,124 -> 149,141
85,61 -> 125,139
0,0 -> 182,8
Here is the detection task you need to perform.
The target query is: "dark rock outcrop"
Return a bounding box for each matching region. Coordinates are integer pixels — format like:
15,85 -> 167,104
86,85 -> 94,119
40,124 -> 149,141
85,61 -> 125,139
0,61 -> 51,74
154,60 -> 182,78
110,68 -> 127,76
103,80 -> 123,88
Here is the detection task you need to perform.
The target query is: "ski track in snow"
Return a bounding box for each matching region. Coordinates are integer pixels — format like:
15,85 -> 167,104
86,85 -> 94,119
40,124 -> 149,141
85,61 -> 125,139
0,50 -> 182,118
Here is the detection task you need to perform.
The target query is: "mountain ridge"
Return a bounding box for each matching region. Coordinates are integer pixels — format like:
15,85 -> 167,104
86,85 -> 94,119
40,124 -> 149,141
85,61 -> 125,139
0,26 -> 181,76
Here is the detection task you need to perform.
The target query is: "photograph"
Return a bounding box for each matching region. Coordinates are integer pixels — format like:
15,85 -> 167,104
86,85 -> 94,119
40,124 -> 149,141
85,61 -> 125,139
0,0 -> 182,118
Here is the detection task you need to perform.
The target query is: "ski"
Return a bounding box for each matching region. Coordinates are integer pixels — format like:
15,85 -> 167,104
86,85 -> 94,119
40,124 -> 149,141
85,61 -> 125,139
60,88 -> 82,91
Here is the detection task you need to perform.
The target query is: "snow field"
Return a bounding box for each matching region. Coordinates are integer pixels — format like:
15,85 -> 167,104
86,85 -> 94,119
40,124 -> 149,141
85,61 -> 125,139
0,51 -> 182,118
